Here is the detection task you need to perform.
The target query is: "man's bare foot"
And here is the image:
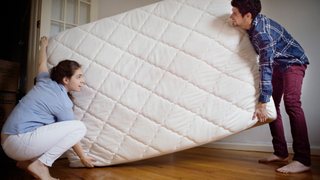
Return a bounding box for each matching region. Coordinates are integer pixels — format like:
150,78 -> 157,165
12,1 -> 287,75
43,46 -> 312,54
259,154 -> 289,163
276,161 -> 311,173
27,160 -> 58,180
17,161 -> 39,178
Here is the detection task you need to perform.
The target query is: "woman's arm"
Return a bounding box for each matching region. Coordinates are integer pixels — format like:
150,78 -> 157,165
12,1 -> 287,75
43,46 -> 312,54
72,141 -> 97,168
37,36 -> 49,76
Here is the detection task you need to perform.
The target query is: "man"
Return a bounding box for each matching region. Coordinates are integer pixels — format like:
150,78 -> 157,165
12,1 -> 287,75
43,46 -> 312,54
229,0 -> 311,173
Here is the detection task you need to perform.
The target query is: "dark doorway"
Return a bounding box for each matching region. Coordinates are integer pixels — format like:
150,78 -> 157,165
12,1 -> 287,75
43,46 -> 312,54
0,0 -> 32,100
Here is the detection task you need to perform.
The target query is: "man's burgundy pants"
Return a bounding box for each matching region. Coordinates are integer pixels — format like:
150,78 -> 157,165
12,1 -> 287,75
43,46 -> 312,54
270,64 -> 311,166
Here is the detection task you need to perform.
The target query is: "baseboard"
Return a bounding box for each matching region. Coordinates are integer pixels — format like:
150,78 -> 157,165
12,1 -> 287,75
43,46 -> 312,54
201,142 -> 320,156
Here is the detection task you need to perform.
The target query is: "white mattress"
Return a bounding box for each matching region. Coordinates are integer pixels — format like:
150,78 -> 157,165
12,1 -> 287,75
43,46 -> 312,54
46,0 -> 276,167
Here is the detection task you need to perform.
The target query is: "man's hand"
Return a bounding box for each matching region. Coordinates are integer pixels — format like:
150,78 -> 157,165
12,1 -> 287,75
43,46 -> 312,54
252,102 -> 268,122
80,155 -> 98,168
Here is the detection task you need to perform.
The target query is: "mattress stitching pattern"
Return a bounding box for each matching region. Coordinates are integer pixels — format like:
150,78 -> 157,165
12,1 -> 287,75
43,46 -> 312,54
47,33 -> 241,160
47,1 -> 249,131
47,1 -> 249,156
48,13 -> 253,112
46,0 -> 268,165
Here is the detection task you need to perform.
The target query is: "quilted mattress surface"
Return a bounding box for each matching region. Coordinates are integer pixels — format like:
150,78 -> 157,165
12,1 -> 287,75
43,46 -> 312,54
46,0 -> 276,167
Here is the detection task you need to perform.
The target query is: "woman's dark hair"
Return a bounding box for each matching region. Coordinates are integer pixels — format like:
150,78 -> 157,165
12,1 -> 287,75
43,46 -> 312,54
231,0 -> 261,20
50,60 -> 81,102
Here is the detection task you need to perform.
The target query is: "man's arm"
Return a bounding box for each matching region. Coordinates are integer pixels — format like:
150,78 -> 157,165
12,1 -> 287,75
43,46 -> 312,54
252,32 -> 274,122
255,32 -> 274,103
37,36 -> 49,76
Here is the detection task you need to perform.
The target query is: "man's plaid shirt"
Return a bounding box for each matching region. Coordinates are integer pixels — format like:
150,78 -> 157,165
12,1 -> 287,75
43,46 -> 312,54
247,14 -> 309,103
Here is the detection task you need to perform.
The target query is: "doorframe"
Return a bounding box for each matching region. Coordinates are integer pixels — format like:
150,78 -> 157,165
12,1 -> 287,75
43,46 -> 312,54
27,0 -> 42,92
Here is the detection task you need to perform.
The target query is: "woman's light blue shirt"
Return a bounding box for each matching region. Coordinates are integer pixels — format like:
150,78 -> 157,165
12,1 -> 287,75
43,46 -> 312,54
2,72 -> 74,134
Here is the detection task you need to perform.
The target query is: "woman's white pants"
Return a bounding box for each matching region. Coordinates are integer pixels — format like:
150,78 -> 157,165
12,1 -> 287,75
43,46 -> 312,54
1,120 -> 86,167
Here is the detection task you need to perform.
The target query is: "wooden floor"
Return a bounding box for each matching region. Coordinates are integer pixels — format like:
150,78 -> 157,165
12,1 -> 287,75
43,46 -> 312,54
0,147 -> 319,180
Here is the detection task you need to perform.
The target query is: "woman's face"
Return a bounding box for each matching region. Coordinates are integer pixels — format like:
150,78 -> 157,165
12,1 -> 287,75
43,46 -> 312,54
64,68 -> 84,92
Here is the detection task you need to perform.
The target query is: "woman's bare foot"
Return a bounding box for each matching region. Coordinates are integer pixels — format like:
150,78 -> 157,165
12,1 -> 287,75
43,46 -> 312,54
259,154 -> 289,163
27,160 -> 58,180
17,160 -> 32,170
17,161 -> 39,178
276,161 -> 311,173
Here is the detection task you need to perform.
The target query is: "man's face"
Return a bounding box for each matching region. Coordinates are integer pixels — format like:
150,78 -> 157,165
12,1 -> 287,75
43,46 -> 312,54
230,7 -> 248,29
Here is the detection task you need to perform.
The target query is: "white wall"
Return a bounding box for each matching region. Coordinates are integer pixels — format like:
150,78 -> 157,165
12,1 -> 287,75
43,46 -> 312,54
97,0 -> 320,152
98,0 -> 161,19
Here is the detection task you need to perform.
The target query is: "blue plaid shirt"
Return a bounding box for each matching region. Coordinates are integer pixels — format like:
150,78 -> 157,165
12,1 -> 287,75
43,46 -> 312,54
247,14 -> 309,103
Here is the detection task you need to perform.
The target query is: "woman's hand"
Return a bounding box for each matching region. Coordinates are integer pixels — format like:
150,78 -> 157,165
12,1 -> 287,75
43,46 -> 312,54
40,36 -> 49,48
37,36 -> 49,75
73,141 -> 98,168
80,155 -> 98,168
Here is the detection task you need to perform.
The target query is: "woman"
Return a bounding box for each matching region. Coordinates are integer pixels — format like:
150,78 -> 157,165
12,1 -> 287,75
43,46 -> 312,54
1,36 -> 97,180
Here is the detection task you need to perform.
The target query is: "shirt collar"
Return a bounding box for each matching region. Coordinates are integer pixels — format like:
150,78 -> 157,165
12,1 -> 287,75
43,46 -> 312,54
58,83 -> 68,94
58,83 -> 73,105
247,14 -> 263,36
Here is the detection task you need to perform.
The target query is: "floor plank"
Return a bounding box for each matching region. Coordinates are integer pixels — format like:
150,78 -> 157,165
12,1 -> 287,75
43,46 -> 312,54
0,147 -> 319,180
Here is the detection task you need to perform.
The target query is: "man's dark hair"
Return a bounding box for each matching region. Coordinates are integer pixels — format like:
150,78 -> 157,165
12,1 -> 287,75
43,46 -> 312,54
231,0 -> 261,20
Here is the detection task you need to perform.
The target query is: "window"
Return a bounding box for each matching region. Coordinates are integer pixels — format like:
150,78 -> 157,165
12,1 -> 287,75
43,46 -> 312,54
50,0 -> 92,36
